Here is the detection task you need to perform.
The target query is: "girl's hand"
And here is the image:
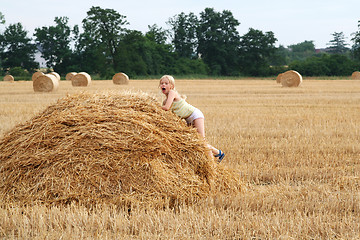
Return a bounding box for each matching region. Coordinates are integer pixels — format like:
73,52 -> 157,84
162,90 -> 176,110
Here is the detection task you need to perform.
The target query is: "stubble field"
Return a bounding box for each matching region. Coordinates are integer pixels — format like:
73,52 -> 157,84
0,78 -> 359,239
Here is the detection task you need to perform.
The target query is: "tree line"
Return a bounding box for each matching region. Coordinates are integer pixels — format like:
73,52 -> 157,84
1,7 -> 360,79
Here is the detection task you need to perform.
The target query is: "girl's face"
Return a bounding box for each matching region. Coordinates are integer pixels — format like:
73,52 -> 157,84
160,78 -> 173,95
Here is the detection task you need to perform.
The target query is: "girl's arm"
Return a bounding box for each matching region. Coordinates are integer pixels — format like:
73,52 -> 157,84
162,90 -> 176,110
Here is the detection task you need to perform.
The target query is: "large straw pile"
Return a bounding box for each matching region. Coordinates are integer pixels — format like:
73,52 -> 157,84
0,90 -> 239,207
72,72 -> 91,87
3,75 -> 14,82
113,72 -> 129,85
351,71 -> 360,80
32,71 -> 44,81
277,70 -> 302,87
33,74 -> 59,92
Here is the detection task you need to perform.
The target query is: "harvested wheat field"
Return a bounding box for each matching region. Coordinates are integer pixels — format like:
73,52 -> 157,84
0,78 -> 359,239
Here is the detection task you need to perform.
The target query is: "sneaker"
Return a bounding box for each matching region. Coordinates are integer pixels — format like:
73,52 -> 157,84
215,150 -> 225,163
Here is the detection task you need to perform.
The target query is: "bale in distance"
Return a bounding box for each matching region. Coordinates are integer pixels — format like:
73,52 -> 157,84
32,71 -> 44,81
113,72 -> 129,85
276,73 -> 283,84
279,70 -> 302,87
65,72 -> 77,81
0,90 -> 240,207
33,74 -> 59,92
3,75 -> 14,82
351,71 -> 360,80
72,72 -> 91,87
49,72 -> 61,82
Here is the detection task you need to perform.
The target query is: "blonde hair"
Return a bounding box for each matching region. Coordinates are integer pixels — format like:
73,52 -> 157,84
159,75 -> 187,100
160,75 -> 175,89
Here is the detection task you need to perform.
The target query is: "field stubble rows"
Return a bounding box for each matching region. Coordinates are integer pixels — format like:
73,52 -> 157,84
0,79 -> 359,239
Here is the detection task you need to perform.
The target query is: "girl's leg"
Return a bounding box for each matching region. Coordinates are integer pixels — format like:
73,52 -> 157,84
193,118 -> 220,156
193,118 -> 205,138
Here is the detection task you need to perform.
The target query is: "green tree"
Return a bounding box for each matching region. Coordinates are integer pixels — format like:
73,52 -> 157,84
116,30 -> 148,76
117,28 -> 177,77
322,54 -> 354,75
290,57 -> 330,76
0,22 -> 38,71
197,8 -> 241,75
34,16 -> 77,73
82,6 -> 129,71
9,66 -> 28,76
289,54 -> 358,76
0,11 -> 5,70
144,25 -> 174,75
288,40 -> 316,62
270,45 -> 289,66
146,24 -> 169,45
351,20 -> 360,61
0,11 -> 4,25
238,28 -> 277,76
326,32 -> 349,54
75,30 -> 108,75
168,12 -> 198,58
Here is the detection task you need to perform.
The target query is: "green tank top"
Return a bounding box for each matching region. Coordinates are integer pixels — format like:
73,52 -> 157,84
170,98 -> 196,119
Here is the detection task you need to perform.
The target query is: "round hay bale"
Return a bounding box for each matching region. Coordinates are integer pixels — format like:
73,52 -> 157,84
49,72 -> 61,81
280,70 -> 302,87
0,90 -> 239,207
276,73 -> 283,84
32,71 -> 44,81
351,71 -> 360,80
33,74 -> 59,92
113,72 -> 129,85
72,72 -> 91,87
3,75 -> 14,82
65,72 -> 77,81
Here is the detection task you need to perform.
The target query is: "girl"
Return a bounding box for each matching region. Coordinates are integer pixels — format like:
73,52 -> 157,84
159,75 -> 225,162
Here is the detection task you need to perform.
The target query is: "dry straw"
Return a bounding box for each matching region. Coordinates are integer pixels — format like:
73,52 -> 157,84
32,71 -> 44,81
0,90 -> 240,207
3,75 -> 14,82
351,71 -> 360,80
276,73 -> 283,84
49,72 -> 61,82
278,70 -> 302,87
72,72 -> 91,87
65,72 -> 77,81
33,74 -> 59,92
113,72 -> 129,85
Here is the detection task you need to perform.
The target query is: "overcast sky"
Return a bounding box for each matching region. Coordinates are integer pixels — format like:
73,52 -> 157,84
1,0 -> 359,49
